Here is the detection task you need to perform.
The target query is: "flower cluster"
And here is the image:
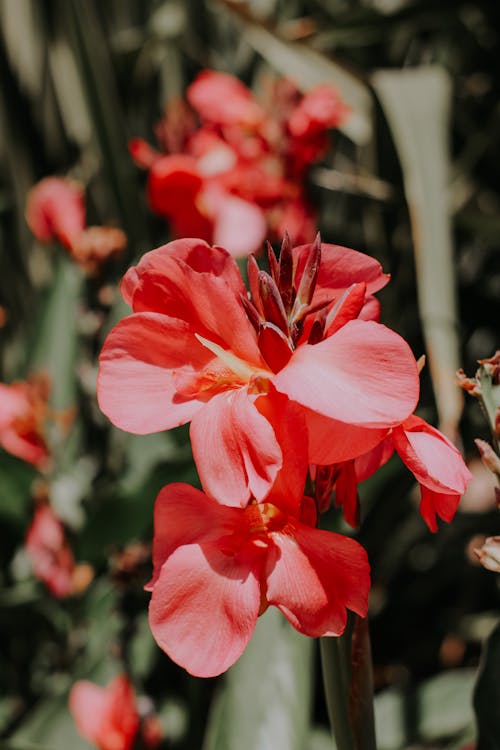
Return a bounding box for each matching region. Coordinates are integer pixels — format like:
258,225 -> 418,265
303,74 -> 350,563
130,71 -> 347,256
0,376 -> 49,467
26,177 -> 126,274
98,235 -> 471,676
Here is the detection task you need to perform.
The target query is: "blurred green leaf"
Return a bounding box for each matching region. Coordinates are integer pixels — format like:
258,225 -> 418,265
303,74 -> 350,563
203,608 -> 313,750
129,612 -> 158,681
372,66 -> 462,438
28,256 -> 83,411
0,452 -> 35,525
474,620 -> 500,750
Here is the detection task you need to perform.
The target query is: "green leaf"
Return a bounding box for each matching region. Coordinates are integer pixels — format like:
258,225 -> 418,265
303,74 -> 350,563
474,621 -> 500,749
372,67 -> 462,438
28,256 -> 83,411
203,608 -> 313,750
0,452 -> 35,525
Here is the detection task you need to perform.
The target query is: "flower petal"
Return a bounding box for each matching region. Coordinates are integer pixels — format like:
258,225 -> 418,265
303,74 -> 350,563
121,238 -> 245,307
69,681 -> 108,747
26,177 -> 85,248
254,389 -> 308,515
392,416 -> 472,494
149,540 -> 261,677
419,487 -> 461,533
187,70 -> 265,128
190,389 -> 282,507
305,408 -> 389,464
265,520 -> 369,637
148,483 -> 242,590
98,313 -> 210,434
273,320 -> 419,428
123,247 -> 262,365
211,192 -> 267,259
293,242 -> 390,299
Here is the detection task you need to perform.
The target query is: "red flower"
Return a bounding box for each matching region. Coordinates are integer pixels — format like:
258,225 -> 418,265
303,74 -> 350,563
132,71 -> 349,249
26,177 -> 126,273
0,378 -> 49,467
69,675 -> 142,750
98,237 -> 419,507
147,481 -> 369,677
25,177 -> 85,249
333,415 -> 473,531
25,505 -> 75,597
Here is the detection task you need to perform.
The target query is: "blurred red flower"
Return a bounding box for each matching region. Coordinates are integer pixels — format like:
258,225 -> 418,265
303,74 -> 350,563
98,237 -> 419,507
0,378 -> 49,467
26,176 -> 126,273
25,505 -> 75,597
69,675 -> 153,750
131,70 -> 348,253
147,481 -> 369,677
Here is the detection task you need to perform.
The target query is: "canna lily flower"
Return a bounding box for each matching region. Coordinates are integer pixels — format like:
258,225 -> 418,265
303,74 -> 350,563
26,176 -> 126,273
25,505 -> 75,597
147,481 -> 370,677
0,378 -> 49,467
26,177 -> 85,249
69,675 -> 157,750
98,237 -> 420,507
333,415 -> 472,531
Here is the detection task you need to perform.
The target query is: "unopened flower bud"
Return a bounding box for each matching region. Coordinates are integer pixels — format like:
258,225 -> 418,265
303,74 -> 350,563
475,536 -> 500,572
475,439 -> 500,479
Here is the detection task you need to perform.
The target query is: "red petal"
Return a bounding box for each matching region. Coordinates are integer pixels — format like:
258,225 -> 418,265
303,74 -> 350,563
123,247 -> 262,365
273,320 -> 419,428
148,483 -> 242,590
392,416 -> 471,494
187,70 -> 265,128
147,155 -> 213,239
355,436 -> 394,482
121,238 -> 245,306
149,540 -> 261,677
190,389 -> 282,507
293,242 -> 390,300
69,676 -> 139,750
210,192 -> 267,259
98,313 -> 210,434
26,177 -> 85,248
265,520 -> 369,637
255,389 -> 308,516
419,487 -> 461,533
334,461 -> 360,527
305,409 -> 388,464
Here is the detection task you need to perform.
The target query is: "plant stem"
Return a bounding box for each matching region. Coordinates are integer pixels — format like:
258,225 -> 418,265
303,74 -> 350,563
320,633 -> 354,750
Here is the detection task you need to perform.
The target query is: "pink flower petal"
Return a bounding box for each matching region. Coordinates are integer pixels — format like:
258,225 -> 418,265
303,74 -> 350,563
149,540 -> 261,677
273,320 -> 419,428
98,313 -> 210,434
187,70 -> 265,128
305,408 -> 389,464
211,192 -> 267,259
190,388 -> 282,507
125,253 -> 262,365
254,389 -> 308,515
121,238 -> 245,306
392,416 -> 472,494
25,177 -> 85,248
69,676 -> 139,750
266,519 -> 369,637
293,242 -> 390,299
148,483 -> 242,590
355,436 -> 394,482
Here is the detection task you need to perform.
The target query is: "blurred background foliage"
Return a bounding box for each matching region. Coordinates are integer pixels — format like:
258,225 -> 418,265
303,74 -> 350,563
0,0 -> 499,748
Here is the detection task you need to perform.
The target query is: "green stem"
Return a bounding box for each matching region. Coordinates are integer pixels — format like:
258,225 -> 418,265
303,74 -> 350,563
320,633 -> 354,750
